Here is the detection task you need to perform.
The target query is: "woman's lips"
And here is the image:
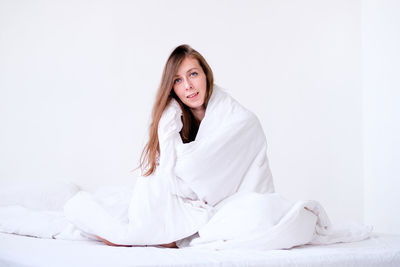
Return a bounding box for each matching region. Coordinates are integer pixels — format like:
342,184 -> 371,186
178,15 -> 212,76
186,92 -> 199,100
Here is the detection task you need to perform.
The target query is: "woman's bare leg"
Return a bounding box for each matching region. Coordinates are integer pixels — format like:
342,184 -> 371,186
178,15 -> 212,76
159,242 -> 178,248
95,235 -> 177,248
95,235 -> 133,247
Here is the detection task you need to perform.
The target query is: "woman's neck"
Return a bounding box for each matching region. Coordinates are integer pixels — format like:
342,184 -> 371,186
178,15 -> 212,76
191,106 -> 206,122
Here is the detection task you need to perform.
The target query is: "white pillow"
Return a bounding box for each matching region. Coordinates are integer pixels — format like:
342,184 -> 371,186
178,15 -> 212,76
0,180 -> 80,211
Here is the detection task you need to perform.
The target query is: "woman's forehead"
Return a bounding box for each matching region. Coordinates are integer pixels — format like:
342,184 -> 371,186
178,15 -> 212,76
175,57 -> 201,76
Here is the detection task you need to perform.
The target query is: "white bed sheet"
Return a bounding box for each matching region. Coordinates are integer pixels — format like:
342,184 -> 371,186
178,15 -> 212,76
0,232 -> 399,267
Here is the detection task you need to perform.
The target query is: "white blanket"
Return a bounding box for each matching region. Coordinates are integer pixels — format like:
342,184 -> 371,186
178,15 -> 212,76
0,85 -> 371,249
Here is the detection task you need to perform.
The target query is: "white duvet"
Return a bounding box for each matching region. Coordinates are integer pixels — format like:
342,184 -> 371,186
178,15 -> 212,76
0,85 -> 371,249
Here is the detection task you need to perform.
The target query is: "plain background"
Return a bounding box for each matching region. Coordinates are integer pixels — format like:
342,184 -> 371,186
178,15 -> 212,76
0,0 -> 398,234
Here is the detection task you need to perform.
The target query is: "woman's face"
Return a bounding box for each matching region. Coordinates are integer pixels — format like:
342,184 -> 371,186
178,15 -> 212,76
173,57 -> 207,112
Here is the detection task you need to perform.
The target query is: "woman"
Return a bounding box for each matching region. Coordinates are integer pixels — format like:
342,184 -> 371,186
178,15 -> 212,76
63,44 -> 274,247
64,45 -> 368,249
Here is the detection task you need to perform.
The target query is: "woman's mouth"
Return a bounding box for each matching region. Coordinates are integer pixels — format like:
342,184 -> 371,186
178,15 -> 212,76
186,92 -> 199,99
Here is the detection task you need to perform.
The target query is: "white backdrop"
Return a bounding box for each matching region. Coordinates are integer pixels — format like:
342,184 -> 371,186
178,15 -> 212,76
362,0 -> 400,234
0,0 -> 398,231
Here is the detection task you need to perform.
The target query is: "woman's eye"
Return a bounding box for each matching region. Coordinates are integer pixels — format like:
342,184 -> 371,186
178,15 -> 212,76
190,72 -> 198,77
174,78 -> 181,84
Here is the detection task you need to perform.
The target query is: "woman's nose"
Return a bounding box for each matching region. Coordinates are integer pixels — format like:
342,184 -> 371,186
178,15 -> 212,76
184,79 -> 193,90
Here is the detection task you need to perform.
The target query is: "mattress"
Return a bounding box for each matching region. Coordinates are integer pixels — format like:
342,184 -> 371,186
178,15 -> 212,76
0,232 -> 399,267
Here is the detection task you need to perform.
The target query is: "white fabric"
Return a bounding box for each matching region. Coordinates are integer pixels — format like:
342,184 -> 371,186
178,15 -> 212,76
187,193 -> 371,250
0,181 -> 80,238
0,85 -> 371,249
0,206 -> 66,239
1,232 -> 399,267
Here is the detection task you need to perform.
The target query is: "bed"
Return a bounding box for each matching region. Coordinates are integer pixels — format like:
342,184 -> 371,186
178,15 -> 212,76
1,232 -> 399,267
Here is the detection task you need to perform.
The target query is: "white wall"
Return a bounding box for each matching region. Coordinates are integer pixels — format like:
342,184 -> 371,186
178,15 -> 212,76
362,0 -> 400,234
0,0 -> 365,224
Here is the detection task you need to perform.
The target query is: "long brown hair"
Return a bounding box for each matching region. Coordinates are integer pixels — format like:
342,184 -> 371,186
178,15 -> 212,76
139,44 -> 214,176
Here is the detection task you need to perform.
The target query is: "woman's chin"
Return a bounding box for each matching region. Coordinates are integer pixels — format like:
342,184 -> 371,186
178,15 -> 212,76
188,103 -> 205,111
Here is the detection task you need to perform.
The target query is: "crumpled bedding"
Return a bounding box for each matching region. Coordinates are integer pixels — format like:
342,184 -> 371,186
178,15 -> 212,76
0,85 -> 372,249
